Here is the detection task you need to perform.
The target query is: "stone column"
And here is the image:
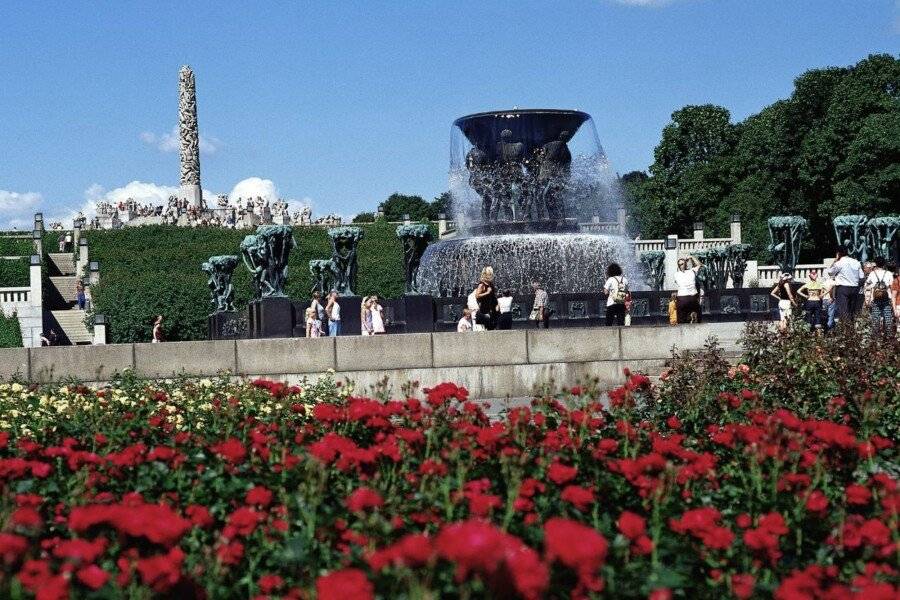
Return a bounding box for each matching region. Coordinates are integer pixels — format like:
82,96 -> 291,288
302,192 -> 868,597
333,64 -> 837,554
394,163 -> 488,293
616,206 -> 627,236
32,229 -> 42,257
29,255 -> 42,307
438,213 -> 448,239
693,221 -> 704,241
730,214 -> 742,244
73,223 -> 81,249
93,314 -> 108,345
33,213 -> 44,232
77,239 -> 89,279
178,65 -> 202,208
664,235 -> 679,290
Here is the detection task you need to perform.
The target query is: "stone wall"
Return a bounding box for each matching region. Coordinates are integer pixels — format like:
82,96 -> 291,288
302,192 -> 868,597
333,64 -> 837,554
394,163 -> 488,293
0,322 -> 746,398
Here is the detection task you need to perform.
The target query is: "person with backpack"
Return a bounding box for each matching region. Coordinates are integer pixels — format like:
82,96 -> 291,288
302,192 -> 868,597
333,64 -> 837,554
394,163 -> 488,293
865,257 -> 895,336
603,263 -> 628,326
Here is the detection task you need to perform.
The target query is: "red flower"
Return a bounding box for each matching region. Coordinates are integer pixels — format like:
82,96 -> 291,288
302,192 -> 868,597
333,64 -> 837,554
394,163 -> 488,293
316,568 -> 374,600
210,438 -> 247,464
544,518 -> 608,594
617,511 -> 646,540
368,533 -> 434,571
225,507 -> 264,537
805,490 -> 828,513
53,538 -> 107,563
10,507 -> 42,529
185,505 -> 214,528
670,507 -> 734,550
649,589 -> 672,600
216,541 -> 244,565
76,564 -> 110,590
560,485 -> 595,511
246,486 -> 273,507
258,574 -> 284,594
136,547 -> 184,593
436,520 -> 508,577
845,484 -> 871,505
0,533 -> 28,563
346,487 -> 385,513
731,573 -> 755,599
547,462 -> 578,485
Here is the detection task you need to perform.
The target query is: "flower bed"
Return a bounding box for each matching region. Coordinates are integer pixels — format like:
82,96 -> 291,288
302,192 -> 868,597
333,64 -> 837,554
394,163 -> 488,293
0,326 -> 897,599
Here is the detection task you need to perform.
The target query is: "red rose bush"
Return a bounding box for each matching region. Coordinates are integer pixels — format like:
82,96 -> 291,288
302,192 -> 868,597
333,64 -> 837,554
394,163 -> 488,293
0,325 -> 896,598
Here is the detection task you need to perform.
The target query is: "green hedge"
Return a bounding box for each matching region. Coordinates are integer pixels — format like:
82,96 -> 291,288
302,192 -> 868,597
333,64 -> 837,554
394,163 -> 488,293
0,313 -> 22,348
0,258 -> 29,287
0,237 -> 33,256
84,222 -> 434,343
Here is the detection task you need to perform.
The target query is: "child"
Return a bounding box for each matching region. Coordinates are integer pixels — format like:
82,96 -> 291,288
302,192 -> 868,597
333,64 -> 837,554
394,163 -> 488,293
668,293 -> 677,326
457,308 -> 474,332
305,307 -> 322,338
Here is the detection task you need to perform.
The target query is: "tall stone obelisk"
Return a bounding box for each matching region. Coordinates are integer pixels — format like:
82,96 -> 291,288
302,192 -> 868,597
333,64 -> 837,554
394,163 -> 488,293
178,65 -> 202,208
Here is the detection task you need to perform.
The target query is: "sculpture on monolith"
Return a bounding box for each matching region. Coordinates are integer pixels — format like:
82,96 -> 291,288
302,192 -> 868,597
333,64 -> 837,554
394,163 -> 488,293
328,226 -> 364,296
397,224 -> 433,294
639,250 -> 665,291
178,65 -> 202,207
309,259 -> 338,296
725,244 -> 751,288
767,216 -> 807,274
201,255 -> 239,312
833,215 -> 869,262
866,216 -> 899,265
241,225 -> 297,298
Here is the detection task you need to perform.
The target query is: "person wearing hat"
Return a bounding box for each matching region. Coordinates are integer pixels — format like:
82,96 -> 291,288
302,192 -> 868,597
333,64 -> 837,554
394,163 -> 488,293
770,272 -> 797,331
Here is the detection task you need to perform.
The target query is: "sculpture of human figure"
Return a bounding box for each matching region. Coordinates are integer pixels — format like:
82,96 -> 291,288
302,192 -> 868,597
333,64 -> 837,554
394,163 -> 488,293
538,130 -> 572,221
466,145 -> 492,222
241,235 -> 274,297
495,129 -> 525,221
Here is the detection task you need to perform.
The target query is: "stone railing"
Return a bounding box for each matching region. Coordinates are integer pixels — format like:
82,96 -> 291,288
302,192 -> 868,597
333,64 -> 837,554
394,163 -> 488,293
0,322 -> 746,397
676,238 -> 732,253
0,287 -> 31,306
755,263 -> 830,287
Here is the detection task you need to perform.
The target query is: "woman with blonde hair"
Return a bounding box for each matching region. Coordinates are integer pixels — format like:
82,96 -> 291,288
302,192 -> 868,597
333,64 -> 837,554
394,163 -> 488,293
360,296 -> 374,336
473,266 -> 499,330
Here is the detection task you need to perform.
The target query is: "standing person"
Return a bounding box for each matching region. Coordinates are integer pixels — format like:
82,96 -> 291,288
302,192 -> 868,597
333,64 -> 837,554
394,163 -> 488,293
360,297 -> 374,336
57,234 -> 66,252
326,291 -> 342,336
603,263 -> 628,326
311,291 -> 326,324
861,262 -> 875,309
40,331 -> 52,346
891,263 -> 900,329
796,270 -> 826,330
457,308 -> 474,332
530,281 -> 550,329
152,316 -> 164,343
467,290 -> 483,332
473,266 -> 499,331
770,273 -> 796,331
822,273 -> 837,330
497,290 -> 513,330
674,257 -> 703,324
827,245 -> 864,324
75,280 -> 87,310
370,295 -> 386,334
865,257 -> 895,336
305,307 -> 323,338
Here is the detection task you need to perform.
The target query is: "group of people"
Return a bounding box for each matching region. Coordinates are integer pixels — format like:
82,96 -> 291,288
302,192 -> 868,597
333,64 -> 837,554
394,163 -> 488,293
771,246 -> 897,335
304,291 -> 388,338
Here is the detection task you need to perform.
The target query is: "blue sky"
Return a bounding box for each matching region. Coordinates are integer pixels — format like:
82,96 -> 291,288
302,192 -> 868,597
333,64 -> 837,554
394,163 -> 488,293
1,0 -> 897,228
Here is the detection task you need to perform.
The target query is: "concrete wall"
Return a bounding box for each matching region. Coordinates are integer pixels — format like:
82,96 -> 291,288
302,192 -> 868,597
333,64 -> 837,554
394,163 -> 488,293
3,322 -> 746,398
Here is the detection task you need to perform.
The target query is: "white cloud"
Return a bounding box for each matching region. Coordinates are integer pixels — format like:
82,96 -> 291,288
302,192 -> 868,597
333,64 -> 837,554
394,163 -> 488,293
0,190 -> 43,230
139,125 -> 223,154
227,177 -> 313,214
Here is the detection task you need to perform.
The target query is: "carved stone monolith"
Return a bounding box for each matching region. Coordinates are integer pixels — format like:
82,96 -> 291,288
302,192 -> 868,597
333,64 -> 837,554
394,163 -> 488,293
179,65 -> 202,207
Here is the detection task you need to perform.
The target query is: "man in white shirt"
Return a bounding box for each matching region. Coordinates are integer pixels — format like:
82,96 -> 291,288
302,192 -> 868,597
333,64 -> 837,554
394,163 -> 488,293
326,290 -> 342,336
865,256 -> 895,336
673,256 -> 703,324
827,246 -> 863,322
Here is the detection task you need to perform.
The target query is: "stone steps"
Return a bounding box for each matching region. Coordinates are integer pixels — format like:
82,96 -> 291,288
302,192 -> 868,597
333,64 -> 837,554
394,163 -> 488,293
50,276 -> 78,304
47,252 -> 76,276
50,309 -> 92,345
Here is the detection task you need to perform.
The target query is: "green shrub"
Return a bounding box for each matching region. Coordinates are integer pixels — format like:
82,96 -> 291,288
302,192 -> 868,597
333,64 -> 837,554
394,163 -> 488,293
0,313 -> 22,348
0,237 -> 32,256
84,223 -> 435,343
0,257 -> 29,287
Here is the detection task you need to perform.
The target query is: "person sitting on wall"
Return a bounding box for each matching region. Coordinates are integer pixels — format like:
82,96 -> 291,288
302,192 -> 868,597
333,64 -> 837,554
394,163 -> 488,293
497,290 -> 513,330
674,257 -> 703,324
457,308 -> 474,332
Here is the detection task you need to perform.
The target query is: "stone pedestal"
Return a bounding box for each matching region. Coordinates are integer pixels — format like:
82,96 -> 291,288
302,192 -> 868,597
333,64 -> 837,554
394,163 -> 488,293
403,294 -> 434,333
180,184 -> 203,209
209,310 -> 248,340
248,298 -> 295,339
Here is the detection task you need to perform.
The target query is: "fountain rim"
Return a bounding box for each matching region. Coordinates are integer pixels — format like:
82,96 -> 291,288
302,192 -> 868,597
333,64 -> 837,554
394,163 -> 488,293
452,108 -> 591,128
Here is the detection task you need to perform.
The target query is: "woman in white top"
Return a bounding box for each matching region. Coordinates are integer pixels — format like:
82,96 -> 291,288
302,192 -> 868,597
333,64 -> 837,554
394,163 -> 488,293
602,263 -> 628,326
370,295 -> 386,334
305,307 -> 323,338
467,290 -> 484,332
360,297 -> 374,336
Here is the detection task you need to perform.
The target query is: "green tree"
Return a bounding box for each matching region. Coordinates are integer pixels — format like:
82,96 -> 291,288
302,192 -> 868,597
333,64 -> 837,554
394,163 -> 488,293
427,192 -> 452,221
352,212 -> 376,223
379,193 -> 431,221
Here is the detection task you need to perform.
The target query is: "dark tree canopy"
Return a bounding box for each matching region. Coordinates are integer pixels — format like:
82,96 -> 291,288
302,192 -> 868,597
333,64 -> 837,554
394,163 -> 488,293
377,192 -> 450,222
628,54 -> 900,261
